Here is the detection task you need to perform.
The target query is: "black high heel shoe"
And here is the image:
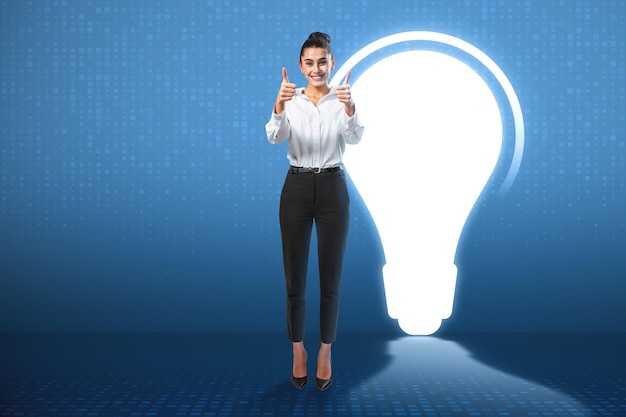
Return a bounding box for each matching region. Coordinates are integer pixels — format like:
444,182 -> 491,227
291,374 -> 308,389
291,351 -> 308,389
315,374 -> 332,391
315,357 -> 332,391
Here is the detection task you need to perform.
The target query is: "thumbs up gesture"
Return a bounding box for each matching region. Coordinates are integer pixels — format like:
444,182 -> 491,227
335,70 -> 355,116
274,67 -> 296,114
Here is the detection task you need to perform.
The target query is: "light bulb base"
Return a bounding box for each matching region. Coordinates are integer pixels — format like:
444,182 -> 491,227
382,262 -> 458,335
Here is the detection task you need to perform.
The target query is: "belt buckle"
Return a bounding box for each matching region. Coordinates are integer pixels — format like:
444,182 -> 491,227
315,167 -> 322,174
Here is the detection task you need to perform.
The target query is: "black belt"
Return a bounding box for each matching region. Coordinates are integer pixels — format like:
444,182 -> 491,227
289,166 -> 343,174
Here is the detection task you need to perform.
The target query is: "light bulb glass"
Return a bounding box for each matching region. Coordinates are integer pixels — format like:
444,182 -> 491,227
331,33 -> 523,335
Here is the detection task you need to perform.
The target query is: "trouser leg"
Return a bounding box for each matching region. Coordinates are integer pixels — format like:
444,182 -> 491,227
279,172 -> 314,342
314,171 -> 350,344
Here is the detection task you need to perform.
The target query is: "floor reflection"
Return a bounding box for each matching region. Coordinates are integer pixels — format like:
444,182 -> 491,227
350,336 -> 597,416
1,333 -> 624,416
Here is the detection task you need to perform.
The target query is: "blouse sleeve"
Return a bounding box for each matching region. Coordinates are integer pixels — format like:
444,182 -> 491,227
342,108 -> 365,145
265,111 -> 290,144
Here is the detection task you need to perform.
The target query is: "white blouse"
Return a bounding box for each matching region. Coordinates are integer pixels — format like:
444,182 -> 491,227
266,86 -> 365,169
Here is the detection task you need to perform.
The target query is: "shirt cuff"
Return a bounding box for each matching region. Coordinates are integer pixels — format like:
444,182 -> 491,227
345,109 -> 359,127
272,110 -> 285,119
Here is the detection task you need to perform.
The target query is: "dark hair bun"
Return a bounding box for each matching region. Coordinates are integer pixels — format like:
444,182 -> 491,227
300,32 -> 333,58
308,32 -> 331,44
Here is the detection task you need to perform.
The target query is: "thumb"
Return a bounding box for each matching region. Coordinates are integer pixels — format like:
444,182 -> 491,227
343,69 -> 351,85
282,67 -> 290,83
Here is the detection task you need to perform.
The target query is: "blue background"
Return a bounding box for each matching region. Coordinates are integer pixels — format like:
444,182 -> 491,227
1,0 -> 624,333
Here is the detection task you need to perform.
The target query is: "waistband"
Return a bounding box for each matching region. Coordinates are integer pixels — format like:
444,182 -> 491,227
289,166 -> 343,174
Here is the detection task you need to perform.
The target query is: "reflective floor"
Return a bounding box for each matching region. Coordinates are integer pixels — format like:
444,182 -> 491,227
1,333 -> 625,416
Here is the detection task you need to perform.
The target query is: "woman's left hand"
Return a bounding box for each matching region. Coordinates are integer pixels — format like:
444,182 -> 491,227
336,70 -> 355,117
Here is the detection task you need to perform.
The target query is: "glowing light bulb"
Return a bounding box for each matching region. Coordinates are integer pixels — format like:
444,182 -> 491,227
331,32 -> 524,335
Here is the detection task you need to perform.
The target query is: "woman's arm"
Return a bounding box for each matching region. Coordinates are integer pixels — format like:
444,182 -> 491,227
342,109 -> 365,145
266,67 -> 295,144
266,111 -> 290,144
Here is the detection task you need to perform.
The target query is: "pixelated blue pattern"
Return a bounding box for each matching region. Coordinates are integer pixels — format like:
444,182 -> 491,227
1,333 -> 625,416
0,1 -> 625,333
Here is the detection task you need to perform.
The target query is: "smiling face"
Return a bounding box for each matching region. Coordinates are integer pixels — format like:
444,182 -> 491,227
299,47 -> 335,89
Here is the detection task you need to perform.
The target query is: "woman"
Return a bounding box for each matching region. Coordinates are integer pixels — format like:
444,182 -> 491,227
265,32 -> 364,391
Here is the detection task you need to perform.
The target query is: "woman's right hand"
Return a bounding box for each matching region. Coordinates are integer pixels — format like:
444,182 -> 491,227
275,67 -> 296,114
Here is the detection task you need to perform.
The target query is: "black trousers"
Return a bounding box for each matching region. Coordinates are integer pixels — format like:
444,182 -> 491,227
279,168 -> 350,344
